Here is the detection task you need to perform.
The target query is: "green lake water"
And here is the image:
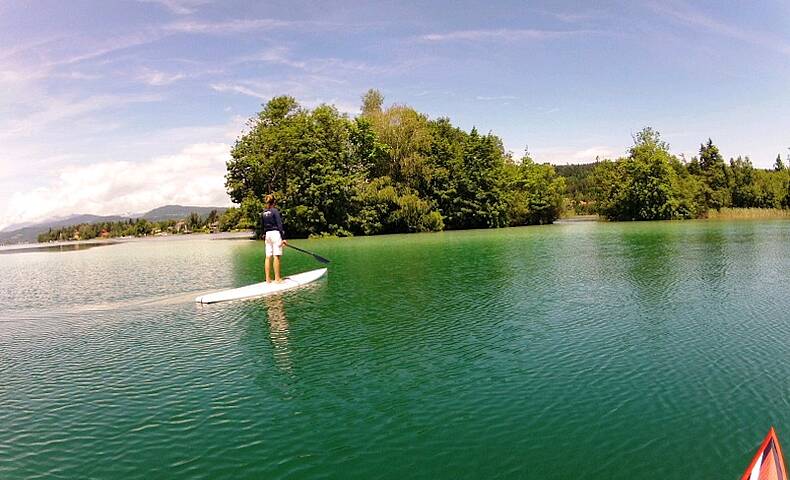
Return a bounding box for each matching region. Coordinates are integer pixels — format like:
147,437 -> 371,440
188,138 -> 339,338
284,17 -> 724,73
2,220 -> 790,479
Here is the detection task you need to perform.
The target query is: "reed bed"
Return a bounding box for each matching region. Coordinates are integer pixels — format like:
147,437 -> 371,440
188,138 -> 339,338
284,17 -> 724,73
707,208 -> 790,219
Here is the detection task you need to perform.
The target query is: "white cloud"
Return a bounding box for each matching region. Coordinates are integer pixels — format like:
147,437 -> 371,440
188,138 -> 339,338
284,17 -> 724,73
2,143 -> 233,228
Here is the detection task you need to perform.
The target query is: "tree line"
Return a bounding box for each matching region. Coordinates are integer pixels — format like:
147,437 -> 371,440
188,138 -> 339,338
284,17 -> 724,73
37,211 -> 223,242
563,128 -> 790,220
223,90 -> 565,238
41,92 -> 788,243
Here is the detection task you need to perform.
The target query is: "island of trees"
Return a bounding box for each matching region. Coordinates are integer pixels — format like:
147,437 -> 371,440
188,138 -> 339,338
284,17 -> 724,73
561,130 -> 790,220
222,90 -> 790,234
223,90 -> 565,238
37,90 -> 790,243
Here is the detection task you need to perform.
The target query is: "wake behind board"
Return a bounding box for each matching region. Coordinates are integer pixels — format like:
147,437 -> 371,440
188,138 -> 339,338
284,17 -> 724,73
195,268 -> 327,304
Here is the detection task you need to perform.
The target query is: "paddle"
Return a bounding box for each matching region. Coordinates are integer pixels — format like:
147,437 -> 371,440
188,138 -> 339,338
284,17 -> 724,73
287,244 -> 331,264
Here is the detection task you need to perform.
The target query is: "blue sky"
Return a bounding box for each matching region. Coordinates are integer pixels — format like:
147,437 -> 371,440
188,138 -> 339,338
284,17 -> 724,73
1,0 -> 788,228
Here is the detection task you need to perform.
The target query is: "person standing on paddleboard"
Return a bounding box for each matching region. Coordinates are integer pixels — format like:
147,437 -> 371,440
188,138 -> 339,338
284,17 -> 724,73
261,195 -> 288,283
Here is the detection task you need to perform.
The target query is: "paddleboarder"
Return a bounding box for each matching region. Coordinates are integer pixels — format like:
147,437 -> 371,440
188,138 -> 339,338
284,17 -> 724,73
261,194 -> 288,283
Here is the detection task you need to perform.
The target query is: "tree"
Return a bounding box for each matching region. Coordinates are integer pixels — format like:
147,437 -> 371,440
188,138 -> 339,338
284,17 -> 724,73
594,127 -> 695,220
366,104 -> 433,192
504,156 -> 565,225
186,212 -> 202,231
206,209 -> 219,226
224,91 -> 569,236
227,97 -> 378,237
696,139 -> 730,210
729,156 -> 757,207
775,154 -> 786,172
361,89 -> 384,117
440,128 -> 508,229
225,96 -> 302,204
218,207 -> 242,231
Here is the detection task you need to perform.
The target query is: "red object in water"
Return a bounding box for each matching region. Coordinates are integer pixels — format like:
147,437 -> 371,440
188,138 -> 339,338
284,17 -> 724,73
741,427 -> 788,480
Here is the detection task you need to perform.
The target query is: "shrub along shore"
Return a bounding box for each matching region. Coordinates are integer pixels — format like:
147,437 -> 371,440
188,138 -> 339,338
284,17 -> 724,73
705,208 -> 790,220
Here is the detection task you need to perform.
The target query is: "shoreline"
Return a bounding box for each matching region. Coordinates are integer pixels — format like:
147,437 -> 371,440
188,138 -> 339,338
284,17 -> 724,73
0,231 -> 254,252
3,209 -> 789,251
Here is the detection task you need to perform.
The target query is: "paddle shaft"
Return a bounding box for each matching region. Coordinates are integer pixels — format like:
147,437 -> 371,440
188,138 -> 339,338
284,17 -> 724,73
287,244 -> 331,264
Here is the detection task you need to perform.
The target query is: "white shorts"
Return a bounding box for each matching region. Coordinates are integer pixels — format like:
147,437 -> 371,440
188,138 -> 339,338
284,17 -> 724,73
265,230 -> 283,256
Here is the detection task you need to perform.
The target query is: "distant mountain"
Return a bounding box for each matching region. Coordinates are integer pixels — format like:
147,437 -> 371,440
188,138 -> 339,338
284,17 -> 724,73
0,205 -> 228,245
0,221 -> 36,233
142,205 -> 227,222
50,214 -> 129,226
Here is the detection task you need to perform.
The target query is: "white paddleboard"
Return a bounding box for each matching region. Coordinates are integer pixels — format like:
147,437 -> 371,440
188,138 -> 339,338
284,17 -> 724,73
195,268 -> 327,304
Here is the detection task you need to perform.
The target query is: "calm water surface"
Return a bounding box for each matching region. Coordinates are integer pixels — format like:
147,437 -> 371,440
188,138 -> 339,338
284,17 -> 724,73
2,221 -> 790,479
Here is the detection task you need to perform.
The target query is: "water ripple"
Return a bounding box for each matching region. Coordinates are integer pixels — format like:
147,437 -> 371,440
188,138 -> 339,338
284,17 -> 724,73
2,222 -> 790,478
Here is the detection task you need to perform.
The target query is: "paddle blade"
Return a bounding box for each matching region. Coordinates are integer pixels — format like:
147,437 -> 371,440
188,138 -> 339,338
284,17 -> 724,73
311,253 -> 331,264
288,244 -> 331,264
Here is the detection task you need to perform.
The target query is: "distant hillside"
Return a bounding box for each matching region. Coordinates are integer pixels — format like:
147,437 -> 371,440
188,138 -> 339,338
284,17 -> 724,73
0,221 -> 35,233
142,205 -> 227,222
0,214 -> 128,244
0,205 -> 228,245
554,162 -> 600,215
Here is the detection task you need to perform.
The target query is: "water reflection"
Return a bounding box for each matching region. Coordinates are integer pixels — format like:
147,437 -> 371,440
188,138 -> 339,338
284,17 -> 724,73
618,225 -> 680,306
696,226 -> 730,289
265,295 -> 293,374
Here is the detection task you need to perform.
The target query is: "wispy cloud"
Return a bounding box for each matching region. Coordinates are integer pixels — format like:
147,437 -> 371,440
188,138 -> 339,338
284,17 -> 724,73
476,95 -> 518,101
234,46 -> 416,77
46,32 -> 162,67
0,36 -> 65,62
211,79 -> 359,115
55,71 -> 103,80
211,82 -> 270,100
541,10 -> 608,24
647,1 -> 790,57
2,93 -> 161,137
137,0 -> 212,15
420,28 -> 602,42
137,69 -> 186,86
234,47 -> 307,69
164,18 -> 299,34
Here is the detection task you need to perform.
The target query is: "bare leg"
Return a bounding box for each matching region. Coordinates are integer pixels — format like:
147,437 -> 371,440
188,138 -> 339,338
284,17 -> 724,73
265,255 -> 272,283
274,255 -> 282,282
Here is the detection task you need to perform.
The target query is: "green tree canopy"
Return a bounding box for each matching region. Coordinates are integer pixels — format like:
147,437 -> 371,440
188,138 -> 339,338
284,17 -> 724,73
224,93 -> 566,237
594,127 -> 695,220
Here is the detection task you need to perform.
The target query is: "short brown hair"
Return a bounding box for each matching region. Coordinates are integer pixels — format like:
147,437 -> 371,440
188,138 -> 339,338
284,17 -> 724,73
264,194 -> 275,206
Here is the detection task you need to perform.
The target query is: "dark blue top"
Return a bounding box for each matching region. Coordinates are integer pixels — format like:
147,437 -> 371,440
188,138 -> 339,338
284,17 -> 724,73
261,207 -> 285,237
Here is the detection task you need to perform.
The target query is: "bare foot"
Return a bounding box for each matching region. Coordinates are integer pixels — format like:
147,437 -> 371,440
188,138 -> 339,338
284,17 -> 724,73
275,279 -> 283,284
